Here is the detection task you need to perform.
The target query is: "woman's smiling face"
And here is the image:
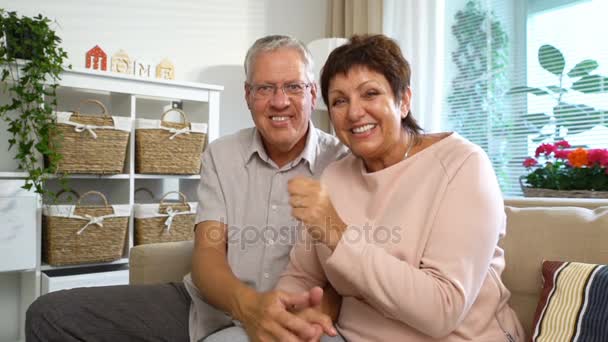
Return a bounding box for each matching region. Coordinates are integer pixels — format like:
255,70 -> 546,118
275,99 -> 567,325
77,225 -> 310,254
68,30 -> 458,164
328,66 -> 411,163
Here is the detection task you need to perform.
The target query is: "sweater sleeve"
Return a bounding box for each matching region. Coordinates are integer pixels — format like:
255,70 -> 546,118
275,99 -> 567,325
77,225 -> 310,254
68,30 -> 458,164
324,151 -> 504,338
276,226 -> 329,294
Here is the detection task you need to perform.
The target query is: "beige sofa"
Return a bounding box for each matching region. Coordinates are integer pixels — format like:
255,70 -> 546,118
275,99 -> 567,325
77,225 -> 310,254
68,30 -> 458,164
129,198 -> 608,338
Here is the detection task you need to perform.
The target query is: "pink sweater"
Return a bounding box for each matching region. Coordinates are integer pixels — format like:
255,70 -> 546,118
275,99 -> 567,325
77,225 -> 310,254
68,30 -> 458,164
277,133 -> 524,341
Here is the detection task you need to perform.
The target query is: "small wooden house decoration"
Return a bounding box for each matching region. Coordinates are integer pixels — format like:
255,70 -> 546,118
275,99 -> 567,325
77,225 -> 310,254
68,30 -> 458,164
111,49 -> 132,74
133,59 -> 152,78
156,58 -> 175,80
85,45 -> 107,71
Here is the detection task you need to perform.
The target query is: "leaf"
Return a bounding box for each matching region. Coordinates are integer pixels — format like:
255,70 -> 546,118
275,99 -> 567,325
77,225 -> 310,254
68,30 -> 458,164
553,102 -> 602,135
34,141 -> 50,154
567,59 -> 599,78
523,112 -> 551,132
539,45 -> 565,76
547,85 -> 567,94
506,86 -> 549,96
572,75 -> 608,93
532,133 -> 553,144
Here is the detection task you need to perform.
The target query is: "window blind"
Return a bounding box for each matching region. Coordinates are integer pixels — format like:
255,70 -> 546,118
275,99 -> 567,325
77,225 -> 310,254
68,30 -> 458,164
441,0 -> 608,196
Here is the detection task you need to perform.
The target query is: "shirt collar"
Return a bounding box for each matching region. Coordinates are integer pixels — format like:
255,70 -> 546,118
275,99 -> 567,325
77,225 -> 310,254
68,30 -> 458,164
245,121 -> 318,173
246,129 -> 269,165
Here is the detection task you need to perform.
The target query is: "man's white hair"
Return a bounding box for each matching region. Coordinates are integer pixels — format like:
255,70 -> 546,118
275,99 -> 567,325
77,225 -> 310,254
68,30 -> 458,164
244,35 -> 315,83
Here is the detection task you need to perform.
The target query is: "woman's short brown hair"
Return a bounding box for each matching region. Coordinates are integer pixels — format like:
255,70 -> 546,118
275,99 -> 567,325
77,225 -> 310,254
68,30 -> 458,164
320,34 -> 422,134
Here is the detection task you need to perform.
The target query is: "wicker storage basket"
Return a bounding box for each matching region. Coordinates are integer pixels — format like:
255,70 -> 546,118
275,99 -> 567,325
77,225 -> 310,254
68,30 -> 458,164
52,99 -> 131,174
519,176 -> 608,199
134,191 -> 197,245
135,109 -> 207,174
42,191 -> 130,266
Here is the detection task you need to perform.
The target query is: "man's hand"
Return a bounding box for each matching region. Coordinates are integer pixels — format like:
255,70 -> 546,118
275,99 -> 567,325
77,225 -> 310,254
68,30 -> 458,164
192,222 -> 339,342
236,288 -> 335,342
290,287 -> 338,342
288,176 -> 347,250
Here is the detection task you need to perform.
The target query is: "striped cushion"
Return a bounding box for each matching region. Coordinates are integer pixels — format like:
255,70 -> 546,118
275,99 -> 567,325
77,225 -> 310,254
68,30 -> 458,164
531,261 -> 608,341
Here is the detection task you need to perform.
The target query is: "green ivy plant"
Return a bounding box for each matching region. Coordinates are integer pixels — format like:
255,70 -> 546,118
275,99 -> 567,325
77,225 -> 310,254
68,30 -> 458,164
0,9 -> 69,196
507,44 -> 608,143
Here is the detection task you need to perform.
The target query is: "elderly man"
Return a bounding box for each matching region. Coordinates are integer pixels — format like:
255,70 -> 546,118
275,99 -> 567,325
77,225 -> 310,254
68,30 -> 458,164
26,35 -> 347,342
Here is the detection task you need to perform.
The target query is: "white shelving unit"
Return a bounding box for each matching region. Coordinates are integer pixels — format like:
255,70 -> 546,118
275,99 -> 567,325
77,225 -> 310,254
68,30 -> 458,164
0,67 -> 222,342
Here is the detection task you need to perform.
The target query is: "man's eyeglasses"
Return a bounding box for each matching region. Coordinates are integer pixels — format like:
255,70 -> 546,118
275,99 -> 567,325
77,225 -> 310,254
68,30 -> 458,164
248,82 -> 312,99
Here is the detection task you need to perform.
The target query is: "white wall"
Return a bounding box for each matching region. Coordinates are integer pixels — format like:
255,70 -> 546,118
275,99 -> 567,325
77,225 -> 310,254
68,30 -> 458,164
1,0 -> 329,136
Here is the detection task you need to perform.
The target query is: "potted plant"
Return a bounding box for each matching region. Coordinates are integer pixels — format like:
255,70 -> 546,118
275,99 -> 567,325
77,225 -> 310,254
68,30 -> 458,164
0,9 -> 69,196
521,140 -> 608,198
507,44 -> 608,143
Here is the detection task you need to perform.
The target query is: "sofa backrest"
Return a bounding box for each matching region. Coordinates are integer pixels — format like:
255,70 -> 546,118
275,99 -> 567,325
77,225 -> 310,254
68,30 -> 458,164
500,198 -> 608,338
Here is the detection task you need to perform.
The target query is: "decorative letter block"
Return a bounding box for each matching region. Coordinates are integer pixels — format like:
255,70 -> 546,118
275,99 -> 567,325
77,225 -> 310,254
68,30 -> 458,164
156,58 -> 175,80
133,59 -> 152,78
111,49 -> 132,74
85,45 -> 107,71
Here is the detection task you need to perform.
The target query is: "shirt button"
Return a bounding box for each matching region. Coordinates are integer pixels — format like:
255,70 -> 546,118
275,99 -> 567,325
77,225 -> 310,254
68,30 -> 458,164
263,273 -> 270,279
268,239 -> 275,245
271,204 -> 277,211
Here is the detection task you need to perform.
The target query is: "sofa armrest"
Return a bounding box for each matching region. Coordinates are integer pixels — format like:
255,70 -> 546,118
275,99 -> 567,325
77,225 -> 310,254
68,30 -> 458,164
129,241 -> 194,285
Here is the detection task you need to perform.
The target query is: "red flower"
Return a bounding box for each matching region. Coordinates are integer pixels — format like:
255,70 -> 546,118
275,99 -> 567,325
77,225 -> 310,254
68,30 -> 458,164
554,140 -> 571,149
523,157 -> 538,167
588,149 -> 602,166
535,143 -> 556,157
588,149 -> 608,167
554,150 -> 571,159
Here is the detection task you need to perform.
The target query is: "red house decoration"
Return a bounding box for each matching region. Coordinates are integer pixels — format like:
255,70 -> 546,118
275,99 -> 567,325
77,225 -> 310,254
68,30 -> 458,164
85,45 -> 107,71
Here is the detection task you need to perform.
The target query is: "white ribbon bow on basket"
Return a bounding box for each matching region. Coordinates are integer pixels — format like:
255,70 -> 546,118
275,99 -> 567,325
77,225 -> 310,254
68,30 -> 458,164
155,191 -> 193,233
164,207 -> 177,232
76,214 -> 106,235
168,127 -> 191,140
69,190 -> 119,236
74,124 -> 99,139
160,206 -> 194,232
159,108 -> 192,140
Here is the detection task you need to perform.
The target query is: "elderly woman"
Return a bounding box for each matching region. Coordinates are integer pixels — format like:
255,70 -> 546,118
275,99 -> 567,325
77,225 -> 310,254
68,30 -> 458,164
280,34 -> 525,341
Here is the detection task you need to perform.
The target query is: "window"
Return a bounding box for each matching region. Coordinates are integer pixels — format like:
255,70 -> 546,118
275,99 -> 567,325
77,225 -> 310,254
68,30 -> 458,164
442,0 -> 608,196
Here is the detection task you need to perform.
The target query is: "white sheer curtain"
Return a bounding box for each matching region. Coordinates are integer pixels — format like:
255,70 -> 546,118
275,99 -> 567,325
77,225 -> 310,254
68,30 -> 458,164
383,0 -> 445,133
